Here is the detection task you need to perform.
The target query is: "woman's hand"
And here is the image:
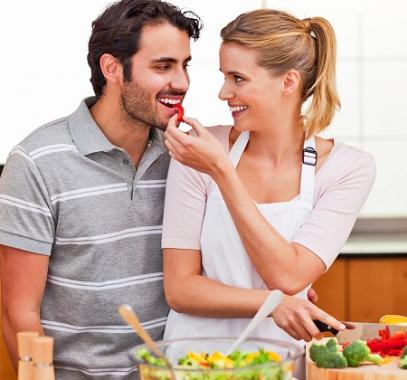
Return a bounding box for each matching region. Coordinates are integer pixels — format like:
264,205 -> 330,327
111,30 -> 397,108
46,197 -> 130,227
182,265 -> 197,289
271,295 -> 346,342
164,114 -> 232,178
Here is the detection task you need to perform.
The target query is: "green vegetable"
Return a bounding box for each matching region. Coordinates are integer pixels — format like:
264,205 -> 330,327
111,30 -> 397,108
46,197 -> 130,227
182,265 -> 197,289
135,348 -> 285,380
400,356 -> 407,370
249,349 -> 272,366
315,352 -> 348,369
343,340 -> 382,367
309,339 -> 348,369
401,346 -> 407,370
135,347 -> 167,367
310,338 -> 339,362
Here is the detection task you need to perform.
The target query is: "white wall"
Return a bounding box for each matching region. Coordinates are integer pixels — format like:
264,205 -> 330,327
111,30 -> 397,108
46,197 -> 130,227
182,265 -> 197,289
1,0 -> 406,217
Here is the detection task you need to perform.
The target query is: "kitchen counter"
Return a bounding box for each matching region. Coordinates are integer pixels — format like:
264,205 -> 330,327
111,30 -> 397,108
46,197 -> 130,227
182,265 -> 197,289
340,233 -> 407,256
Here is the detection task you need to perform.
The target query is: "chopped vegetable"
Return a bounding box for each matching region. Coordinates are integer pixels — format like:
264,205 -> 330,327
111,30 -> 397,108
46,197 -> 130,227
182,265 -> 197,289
367,327 -> 407,357
315,352 -> 348,369
309,339 -> 348,369
343,340 -> 382,367
174,103 -> 184,123
136,347 -> 167,367
401,346 -> 407,370
136,347 -> 282,369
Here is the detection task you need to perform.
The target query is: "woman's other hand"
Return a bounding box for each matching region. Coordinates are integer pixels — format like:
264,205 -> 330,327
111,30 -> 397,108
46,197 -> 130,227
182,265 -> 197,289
164,114 -> 231,178
271,295 -> 345,342
307,287 -> 319,303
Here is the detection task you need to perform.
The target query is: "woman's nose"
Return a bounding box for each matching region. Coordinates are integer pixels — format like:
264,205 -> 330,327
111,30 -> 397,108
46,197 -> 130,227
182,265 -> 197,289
218,83 -> 233,101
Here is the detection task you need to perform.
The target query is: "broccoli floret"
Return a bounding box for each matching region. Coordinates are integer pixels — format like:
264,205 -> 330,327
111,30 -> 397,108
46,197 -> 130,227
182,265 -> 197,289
400,347 -> 407,370
315,352 -> 348,369
326,339 -> 339,352
309,344 -> 326,363
400,356 -> 407,370
310,339 -> 338,363
310,339 -> 347,368
343,340 -> 381,367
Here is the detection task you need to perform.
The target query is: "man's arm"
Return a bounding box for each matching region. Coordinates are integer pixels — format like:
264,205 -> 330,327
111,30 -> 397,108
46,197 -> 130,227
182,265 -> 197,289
0,245 -> 49,368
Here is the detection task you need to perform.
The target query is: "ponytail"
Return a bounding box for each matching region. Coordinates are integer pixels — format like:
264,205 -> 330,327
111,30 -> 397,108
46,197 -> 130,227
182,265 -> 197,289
303,17 -> 341,137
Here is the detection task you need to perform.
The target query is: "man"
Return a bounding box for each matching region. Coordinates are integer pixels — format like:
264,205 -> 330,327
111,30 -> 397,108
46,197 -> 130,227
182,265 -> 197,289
0,0 -> 201,378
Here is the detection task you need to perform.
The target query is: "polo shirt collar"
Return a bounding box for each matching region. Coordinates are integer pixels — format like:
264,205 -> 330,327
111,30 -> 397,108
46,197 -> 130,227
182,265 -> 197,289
68,97 -> 116,156
68,97 -> 167,156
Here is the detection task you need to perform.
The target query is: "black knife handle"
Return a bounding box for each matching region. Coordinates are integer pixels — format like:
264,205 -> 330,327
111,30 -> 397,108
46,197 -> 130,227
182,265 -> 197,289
313,320 -> 339,336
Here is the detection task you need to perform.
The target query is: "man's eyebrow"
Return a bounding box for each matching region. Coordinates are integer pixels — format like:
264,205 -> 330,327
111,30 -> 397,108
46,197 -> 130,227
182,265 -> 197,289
151,56 -> 192,64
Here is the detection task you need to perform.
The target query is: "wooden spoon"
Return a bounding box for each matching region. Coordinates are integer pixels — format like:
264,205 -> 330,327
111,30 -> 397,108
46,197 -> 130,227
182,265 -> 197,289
118,304 -> 170,366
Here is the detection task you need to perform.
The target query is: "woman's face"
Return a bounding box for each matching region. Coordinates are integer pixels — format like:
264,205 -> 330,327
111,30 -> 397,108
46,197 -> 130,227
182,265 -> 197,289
218,42 -> 285,132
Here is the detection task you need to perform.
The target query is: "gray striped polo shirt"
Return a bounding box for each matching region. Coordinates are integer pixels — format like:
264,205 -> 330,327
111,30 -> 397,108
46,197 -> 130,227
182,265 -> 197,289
0,98 -> 170,379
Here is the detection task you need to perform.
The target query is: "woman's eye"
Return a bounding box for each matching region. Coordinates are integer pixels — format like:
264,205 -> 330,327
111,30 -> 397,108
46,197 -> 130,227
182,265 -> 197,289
234,75 -> 244,83
183,63 -> 190,70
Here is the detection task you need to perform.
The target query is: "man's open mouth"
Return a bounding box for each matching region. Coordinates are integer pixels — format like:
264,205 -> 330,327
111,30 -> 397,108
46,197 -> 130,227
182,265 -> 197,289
157,97 -> 182,109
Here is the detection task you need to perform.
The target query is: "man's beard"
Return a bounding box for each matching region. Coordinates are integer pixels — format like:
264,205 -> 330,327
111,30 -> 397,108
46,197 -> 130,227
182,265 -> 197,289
120,81 -> 167,131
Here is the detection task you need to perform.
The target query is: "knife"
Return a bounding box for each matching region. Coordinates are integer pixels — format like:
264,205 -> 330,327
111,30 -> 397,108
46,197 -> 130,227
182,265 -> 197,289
314,320 -> 407,344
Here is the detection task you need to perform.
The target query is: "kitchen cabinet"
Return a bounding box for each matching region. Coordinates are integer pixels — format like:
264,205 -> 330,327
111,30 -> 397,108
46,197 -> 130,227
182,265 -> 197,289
0,283 -> 16,380
313,256 -> 407,322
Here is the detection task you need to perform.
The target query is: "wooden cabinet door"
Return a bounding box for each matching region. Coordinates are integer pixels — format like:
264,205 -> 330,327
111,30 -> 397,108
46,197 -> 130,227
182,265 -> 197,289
348,257 -> 407,322
312,259 -> 347,321
0,282 -> 17,380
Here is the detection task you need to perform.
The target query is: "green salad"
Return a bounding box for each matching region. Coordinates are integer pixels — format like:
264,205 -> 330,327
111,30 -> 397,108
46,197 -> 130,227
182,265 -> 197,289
135,347 -> 292,380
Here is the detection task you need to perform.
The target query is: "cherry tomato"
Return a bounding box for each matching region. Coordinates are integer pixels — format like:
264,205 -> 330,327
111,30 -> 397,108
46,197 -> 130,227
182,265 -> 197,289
174,103 -> 184,123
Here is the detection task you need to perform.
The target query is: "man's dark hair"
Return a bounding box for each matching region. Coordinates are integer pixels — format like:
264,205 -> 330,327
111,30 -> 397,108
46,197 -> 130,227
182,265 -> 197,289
87,0 -> 202,97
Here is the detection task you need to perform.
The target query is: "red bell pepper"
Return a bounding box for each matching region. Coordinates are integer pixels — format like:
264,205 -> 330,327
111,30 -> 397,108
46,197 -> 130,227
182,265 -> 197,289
174,103 -> 184,123
367,327 -> 407,357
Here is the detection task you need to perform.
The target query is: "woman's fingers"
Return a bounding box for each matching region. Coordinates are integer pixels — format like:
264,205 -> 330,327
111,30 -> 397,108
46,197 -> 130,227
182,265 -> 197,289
284,326 -> 302,341
290,307 -> 316,342
182,116 -> 205,136
307,288 -> 319,303
164,133 -> 186,162
302,315 -> 322,340
315,310 -> 346,332
272,296 -> 346,342
166,114 -> 190,143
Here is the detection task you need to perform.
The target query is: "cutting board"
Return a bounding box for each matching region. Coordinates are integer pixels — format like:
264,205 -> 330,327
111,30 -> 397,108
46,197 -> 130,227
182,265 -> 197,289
305,323 -> 407,379
307,356 -> 407,379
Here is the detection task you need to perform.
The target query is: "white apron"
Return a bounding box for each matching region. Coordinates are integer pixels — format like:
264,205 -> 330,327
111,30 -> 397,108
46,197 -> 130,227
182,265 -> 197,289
164,131 -> 317,350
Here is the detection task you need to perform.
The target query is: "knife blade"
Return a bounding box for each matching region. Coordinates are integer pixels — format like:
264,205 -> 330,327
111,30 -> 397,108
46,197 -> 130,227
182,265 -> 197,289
314,320 -> 407,344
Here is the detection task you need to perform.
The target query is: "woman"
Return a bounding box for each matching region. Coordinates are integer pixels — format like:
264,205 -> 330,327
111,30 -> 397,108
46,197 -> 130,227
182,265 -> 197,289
162,10 -> 375,349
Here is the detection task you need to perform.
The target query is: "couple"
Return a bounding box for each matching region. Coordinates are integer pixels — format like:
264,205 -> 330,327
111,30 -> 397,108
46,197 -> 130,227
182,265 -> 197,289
0,0 -> 375,379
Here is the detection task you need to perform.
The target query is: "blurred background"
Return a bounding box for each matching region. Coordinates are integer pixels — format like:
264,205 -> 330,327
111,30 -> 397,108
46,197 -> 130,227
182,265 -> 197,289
0,1 -> 406,378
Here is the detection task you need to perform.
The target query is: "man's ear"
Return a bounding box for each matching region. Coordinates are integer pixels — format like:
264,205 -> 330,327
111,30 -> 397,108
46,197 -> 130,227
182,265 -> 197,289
99,53 -> 123,86
282,69 -> 301,95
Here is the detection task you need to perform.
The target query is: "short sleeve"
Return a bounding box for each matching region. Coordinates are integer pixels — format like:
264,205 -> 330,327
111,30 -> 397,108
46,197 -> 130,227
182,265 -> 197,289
161,157 -> 209,250
0,147 -> 55,255
293,150 -> 376,270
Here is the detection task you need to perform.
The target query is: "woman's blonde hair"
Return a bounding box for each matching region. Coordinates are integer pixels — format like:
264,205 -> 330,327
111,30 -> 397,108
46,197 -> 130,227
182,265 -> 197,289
220,9 -> 340,137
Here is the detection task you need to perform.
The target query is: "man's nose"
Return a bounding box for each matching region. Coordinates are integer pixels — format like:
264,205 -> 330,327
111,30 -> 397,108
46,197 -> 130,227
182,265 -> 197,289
171,70 -> 190,92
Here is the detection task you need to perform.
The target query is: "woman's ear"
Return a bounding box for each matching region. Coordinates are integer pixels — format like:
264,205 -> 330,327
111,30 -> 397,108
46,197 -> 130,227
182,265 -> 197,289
282,69 -> 301,95
99,53 -> 123,87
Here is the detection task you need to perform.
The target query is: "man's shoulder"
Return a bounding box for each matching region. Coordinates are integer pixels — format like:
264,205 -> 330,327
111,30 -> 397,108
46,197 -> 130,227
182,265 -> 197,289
16,115 -> 74,157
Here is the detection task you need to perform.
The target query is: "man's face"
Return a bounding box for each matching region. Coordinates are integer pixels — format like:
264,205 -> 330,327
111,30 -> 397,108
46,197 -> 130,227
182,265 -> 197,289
120,22 -> 191,131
